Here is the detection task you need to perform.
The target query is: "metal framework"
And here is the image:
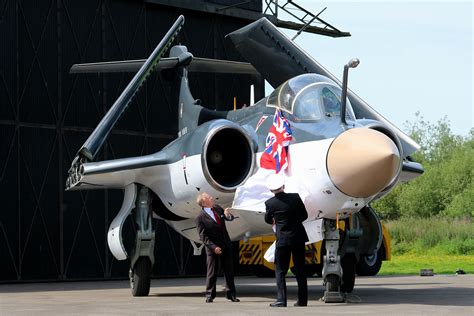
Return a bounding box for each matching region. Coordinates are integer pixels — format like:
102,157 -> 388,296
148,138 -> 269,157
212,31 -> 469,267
146,0 -> 350,38
263,0 -> 350,38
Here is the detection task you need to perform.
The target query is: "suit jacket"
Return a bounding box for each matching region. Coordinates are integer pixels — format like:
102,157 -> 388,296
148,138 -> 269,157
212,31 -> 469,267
265,192 -> 309,247
195,204 -> 231,254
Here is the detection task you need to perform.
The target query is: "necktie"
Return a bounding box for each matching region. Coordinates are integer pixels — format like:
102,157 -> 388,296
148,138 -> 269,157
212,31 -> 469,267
212,208 -> 222,225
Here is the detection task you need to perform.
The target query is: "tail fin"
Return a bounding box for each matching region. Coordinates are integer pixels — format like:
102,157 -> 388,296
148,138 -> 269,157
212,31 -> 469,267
165,45 -> 232,138
69,47 -> 257,139
168,45 -> 203,136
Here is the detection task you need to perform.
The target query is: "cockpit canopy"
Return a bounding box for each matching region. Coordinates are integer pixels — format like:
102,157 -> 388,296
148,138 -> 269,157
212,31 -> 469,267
267,74 -> 355,121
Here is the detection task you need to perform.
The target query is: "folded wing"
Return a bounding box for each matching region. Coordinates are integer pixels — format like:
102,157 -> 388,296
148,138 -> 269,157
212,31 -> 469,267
227,18 -> 420,157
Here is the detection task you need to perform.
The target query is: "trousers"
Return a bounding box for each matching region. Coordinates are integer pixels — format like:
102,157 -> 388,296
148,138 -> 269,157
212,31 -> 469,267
274,243 -> 307,304
205,247 -> 236,298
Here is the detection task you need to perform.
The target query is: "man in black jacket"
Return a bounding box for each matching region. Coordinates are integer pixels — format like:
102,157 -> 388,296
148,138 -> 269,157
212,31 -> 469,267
195,192 -> 240,303
264,174 -> 309,307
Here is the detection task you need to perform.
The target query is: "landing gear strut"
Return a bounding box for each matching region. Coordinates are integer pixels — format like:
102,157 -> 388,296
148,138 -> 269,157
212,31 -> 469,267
322,219 -> 344,303
129,185 -> 156,297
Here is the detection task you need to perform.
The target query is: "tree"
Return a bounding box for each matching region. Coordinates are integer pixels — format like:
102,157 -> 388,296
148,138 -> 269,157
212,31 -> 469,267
443,182 -> 474,218
403,112 -> 463,164
373,114 -> 473,219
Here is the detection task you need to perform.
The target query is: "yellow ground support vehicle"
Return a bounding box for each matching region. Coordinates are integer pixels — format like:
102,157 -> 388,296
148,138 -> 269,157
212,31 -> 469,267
239,223 -> 391,277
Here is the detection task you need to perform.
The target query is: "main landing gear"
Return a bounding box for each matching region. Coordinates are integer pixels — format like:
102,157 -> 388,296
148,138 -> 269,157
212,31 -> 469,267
129,185 -> 156,297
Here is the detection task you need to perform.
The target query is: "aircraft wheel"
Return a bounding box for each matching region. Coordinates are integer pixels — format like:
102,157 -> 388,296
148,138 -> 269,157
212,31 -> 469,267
130,257 -> 152,296
313,264 -> 323,277
356,245 -> 383,276
340,254 -> 356,293
325,274 -> 340,292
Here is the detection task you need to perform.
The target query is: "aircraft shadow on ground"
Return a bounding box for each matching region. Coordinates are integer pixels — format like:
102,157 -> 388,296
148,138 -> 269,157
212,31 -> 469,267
358,282 -> 445,287
154,283 -> 313,300
154,283 -> 474,307
1,278 -> 472,307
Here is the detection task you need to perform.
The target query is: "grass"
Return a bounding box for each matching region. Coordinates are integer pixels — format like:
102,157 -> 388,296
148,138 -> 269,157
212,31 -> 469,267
378,217 -> 474,275
379,254 -> 474,275
385,217 -> 474,255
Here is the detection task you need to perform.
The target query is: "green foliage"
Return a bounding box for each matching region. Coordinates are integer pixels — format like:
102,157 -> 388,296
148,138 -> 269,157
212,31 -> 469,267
372,185 -> 402,220
443,182 -> 474,218
397,146 -> 473,218
403,112 -> 464,164
385,218 -> 474,255
373,113 -> 473,219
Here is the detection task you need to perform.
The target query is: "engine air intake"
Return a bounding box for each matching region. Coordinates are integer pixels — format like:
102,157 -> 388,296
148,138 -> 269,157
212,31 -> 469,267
202,126 -> 254,192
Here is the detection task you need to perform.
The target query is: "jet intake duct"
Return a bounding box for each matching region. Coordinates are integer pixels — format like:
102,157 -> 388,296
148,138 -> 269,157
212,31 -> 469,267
201,122 -> 255,192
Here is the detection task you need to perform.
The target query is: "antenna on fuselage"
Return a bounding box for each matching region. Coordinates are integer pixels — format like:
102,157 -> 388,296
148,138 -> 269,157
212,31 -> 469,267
250,84 -> 255,106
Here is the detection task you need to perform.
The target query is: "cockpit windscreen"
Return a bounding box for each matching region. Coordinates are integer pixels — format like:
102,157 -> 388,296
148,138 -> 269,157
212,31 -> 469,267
266,74 -> 355,121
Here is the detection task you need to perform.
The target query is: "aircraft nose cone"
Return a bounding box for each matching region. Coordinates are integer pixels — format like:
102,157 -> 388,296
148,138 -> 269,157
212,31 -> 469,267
327,128 -> 401,198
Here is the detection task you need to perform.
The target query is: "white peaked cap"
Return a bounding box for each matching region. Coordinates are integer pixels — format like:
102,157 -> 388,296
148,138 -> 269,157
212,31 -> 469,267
266,173 -> 285,191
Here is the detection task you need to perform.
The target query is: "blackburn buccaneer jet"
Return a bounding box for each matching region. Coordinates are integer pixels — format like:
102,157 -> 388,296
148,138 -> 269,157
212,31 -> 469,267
66,16 -> 423,301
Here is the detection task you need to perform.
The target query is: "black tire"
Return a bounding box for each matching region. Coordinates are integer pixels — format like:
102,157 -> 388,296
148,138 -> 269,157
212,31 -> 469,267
252,265 -> 275,278
325,274 -> 340,292
290,264 -> 323,277
314,264 -> 323,277
130,257 -> 152,296
356,245 -> 383,276
340,254 -> 356,293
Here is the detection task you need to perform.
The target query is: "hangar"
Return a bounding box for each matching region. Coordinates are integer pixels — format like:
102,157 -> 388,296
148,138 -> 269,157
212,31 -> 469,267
0,0 -> 347,282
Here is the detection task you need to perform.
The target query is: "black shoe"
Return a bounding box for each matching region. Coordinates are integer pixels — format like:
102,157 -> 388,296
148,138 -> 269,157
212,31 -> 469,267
227,296 -> 240,302
294,301 -> 307,307
206,297 -> 214,303
269,301 -> 287,307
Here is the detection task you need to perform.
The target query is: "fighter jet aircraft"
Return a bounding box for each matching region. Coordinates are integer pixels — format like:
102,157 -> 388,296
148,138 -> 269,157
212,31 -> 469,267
66,16 -> 424,301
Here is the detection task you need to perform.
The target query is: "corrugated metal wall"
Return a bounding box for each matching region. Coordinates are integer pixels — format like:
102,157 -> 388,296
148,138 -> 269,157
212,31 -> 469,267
0,0 -> 263,282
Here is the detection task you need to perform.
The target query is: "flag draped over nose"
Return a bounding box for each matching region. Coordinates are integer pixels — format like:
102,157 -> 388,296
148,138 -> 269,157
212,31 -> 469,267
260,109 -> 293,173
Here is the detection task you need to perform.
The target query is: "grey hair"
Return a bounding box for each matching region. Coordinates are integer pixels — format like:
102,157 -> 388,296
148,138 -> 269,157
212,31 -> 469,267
196,192 -> 210,207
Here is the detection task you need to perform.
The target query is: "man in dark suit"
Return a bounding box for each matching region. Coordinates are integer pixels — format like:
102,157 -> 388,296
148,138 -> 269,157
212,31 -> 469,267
195,192 -> 240,303
264,174 -> 309,307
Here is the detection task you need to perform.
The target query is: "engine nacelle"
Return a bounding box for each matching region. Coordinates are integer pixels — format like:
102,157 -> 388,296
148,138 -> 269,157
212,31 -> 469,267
202,120 -> 256,192
151,119 -> 256,219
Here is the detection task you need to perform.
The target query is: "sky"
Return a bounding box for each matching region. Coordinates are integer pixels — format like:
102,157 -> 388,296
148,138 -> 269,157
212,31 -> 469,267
267,0 -> 473,136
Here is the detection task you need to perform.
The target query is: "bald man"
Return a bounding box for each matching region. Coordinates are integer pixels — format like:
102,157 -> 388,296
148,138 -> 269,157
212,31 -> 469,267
195,192 -> 239,303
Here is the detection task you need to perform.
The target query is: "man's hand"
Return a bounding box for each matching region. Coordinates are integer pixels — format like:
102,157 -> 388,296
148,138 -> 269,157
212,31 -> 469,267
214,247 -> 222,255
224,208 -> 235,220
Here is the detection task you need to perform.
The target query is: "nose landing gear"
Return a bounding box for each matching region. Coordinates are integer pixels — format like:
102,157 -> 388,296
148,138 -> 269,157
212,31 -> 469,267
321,218 -> 358,303
322,219 -> 344,303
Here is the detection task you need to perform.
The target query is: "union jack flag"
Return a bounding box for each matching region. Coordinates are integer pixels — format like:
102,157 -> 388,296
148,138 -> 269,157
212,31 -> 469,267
260,109 -> 292,173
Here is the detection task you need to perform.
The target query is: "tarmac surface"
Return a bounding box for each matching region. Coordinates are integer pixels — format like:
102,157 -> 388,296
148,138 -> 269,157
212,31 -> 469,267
0,275 -> 473,315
